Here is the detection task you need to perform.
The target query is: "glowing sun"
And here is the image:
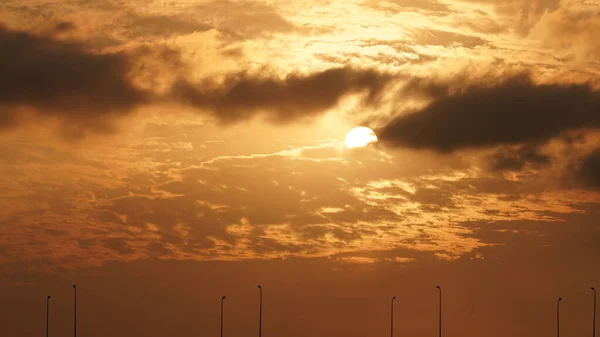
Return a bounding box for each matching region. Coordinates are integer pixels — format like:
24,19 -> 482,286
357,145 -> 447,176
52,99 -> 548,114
345,127 -> 378,148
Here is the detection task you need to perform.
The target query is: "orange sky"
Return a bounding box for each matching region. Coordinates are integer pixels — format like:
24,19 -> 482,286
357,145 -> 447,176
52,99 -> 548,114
1,1 -> 600,337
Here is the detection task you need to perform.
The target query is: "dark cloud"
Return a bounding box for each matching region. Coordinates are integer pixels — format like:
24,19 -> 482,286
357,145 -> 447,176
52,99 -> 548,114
171,67 -> 392,123
0,23 -> 149,133
573,148 -> 600,190
104,238 -> 136,255
489,144 -> 551,171
379,74 -> 600,152
54,21 -> 76,33
146,241 -> 173,255
0,24 -> 392,134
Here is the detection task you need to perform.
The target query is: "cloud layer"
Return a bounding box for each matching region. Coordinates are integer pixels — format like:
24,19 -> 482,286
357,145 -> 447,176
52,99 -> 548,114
0,24 -> 393,134
1,0 -> 600,276
0,24 -> 147,131
379,75 -> 600,152
172,67 -> 391,123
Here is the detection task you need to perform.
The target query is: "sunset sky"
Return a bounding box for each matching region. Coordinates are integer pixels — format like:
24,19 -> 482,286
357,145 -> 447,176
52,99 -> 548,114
1,0 -> 600,336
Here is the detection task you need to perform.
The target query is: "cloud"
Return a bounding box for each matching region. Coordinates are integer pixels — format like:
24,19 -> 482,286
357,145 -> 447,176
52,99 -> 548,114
467,0 -> 561,34
0,23 -> 150,134
338,256 -> 377,264
411,28 -> 487,48
2,117 -> 596,273
171,67 -> 392,123
367,0 -> 450,15
54,21 -> 76,34
573,147 -> 600,190
192,0 -> 299,38
0,24 -> 393,135
378,74 -> 600,152
104,238 -> 136,255
122,12 -> 212,38
530,9 -> 600,62
488,144 -> 551,171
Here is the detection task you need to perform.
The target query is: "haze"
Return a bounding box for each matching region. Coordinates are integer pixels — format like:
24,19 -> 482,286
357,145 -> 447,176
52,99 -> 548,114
1,1 -> 600,337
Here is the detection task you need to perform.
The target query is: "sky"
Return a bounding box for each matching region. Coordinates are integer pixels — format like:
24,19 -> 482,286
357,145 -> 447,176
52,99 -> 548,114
1,0 -> 600,336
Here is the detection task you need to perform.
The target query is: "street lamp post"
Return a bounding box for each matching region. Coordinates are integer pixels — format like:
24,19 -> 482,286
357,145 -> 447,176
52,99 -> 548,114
258,285 -> 262,337
557,298 -> 563,337
391,296 -> 396,337
73,285 -> 77,337
46,296 -> 51,337
221,296 -> 226,337
436,286 -> 442,337
593,287 -> 597,337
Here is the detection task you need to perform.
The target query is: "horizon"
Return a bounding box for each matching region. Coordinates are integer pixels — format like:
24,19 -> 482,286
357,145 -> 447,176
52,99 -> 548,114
32,281 -> 597,337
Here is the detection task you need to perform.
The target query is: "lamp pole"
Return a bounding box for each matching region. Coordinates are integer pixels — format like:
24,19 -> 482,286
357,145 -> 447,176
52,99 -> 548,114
46,296 -> 51,337
73,285 -> 77,337
436,286 -> 442,337
391,296 -> 396,337
592,287 -> 597,337
557,297 -> 563,337
258,285 -> 262,337
221,296 -> 226,337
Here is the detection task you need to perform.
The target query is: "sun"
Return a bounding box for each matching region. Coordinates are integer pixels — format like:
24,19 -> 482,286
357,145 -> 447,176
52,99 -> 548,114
345,127 -> 378,148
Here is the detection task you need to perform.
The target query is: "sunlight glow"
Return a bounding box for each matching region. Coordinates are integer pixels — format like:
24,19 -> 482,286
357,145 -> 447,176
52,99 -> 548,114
345,127 -> 378,148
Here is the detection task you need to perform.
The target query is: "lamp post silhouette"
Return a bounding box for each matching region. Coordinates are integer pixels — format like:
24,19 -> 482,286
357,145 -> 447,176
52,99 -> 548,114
46,296 -> 51,337
258,285 -> 263,337
593,287 -> 597,337
221,296 -> 226,337
436,286 -> 442,337
391,296 -> 396,337
557,298 -> 563,337
73,285 -> 77,337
